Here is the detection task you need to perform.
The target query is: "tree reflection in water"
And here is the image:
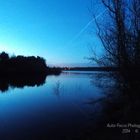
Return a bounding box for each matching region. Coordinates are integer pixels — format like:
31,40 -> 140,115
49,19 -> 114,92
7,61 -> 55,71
0,73 -> 47,93
84,72 -> 140,140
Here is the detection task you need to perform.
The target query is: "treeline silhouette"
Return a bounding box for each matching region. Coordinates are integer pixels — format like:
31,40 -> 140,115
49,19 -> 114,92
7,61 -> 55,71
0,52 -> 61,75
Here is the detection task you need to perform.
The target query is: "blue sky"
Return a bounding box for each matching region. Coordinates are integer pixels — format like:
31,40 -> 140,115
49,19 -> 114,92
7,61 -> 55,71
0,0 -> 104,66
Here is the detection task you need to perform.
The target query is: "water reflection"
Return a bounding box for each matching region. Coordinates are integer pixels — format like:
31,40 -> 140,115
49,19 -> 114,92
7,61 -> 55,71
0,71 -> 104,140
1,71 -> 139,140
53,81 -> 61,97
85,72 -> 140,140
0,74 -> 47,92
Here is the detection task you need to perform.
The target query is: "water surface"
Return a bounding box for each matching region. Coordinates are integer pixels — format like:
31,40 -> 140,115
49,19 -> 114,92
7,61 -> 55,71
0,71 -> 106,140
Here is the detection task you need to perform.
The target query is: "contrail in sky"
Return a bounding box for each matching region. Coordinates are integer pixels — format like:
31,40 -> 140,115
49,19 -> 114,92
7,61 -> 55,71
66,9 -> 107,46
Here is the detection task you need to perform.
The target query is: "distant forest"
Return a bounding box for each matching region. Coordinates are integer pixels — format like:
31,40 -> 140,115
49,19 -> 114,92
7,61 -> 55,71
0,52 -> 61,75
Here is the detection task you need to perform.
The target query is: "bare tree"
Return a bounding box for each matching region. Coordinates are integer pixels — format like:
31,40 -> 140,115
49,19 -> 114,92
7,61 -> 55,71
91,0 -> 140,72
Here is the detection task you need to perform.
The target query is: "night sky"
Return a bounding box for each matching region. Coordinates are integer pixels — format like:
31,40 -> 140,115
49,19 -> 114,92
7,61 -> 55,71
0,0 -> 104,67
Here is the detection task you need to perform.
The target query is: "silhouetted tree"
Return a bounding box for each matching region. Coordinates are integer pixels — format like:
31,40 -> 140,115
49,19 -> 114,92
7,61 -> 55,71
90,0 -> 140,72
0,52 -> 9,61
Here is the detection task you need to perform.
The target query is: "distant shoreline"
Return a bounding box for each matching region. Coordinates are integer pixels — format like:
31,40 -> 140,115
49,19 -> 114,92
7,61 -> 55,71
0,52 -> 61,76
62,67 -> 118,71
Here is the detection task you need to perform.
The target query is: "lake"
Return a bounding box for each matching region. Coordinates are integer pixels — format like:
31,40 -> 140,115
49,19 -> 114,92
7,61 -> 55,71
0,71 -> 113,140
